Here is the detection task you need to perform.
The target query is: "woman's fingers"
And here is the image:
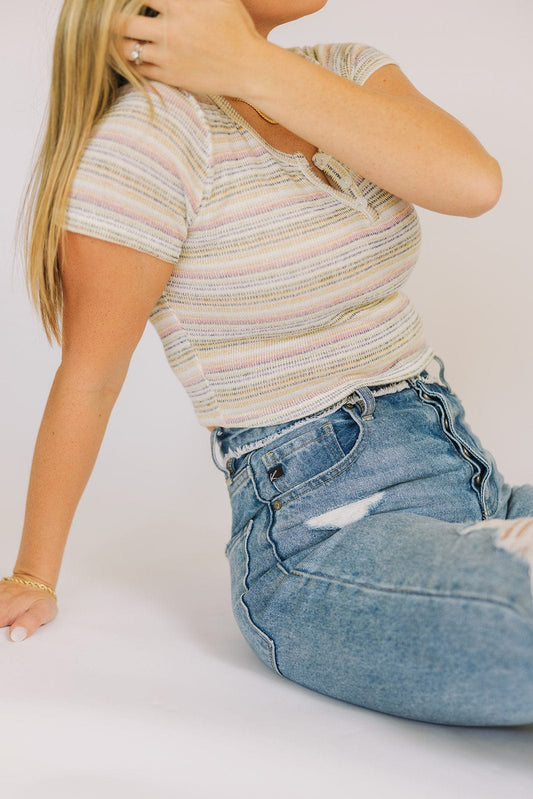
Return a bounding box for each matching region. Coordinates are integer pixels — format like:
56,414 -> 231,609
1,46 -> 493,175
0,585 -> 58,642
113,0 -> 261,96
8,598 -> 57,642
113,11 -> 162,67
115,14 -> 160,43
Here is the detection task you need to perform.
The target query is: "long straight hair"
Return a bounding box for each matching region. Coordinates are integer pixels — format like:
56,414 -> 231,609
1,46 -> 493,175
21,1 -> 158,346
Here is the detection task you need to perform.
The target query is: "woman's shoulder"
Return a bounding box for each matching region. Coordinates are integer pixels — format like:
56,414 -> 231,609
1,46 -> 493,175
92,82 -> 211,154
290,42 -> 399,85
67,81 -> 212,263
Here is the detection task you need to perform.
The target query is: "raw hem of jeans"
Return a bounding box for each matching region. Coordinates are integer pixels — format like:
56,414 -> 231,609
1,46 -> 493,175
215,355 -> 447,465
218,381 -> 415,463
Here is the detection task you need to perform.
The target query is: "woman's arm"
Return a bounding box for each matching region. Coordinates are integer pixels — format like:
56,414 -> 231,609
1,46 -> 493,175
1,234 -> 173,640
243,53 -> 502,218
118,0 -> 501,217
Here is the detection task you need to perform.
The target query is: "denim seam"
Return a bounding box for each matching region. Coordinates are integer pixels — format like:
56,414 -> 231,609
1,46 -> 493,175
411,381 -> 496,518
238,494 -> 282,675
225,518 -> 253,558
228,463 -> 253,497
275,563 -> 532,620
323,423 -> 347,460
245,463 -> 295,591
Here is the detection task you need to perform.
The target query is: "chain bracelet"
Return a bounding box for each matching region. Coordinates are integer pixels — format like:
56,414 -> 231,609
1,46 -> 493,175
2,576 -> 57,600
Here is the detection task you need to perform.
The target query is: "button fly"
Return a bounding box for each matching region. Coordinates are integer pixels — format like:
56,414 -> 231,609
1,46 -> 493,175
312,152 -> 330,169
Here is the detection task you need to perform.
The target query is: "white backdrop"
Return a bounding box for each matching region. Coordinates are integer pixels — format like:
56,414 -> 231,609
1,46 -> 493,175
1,2 -> 532,797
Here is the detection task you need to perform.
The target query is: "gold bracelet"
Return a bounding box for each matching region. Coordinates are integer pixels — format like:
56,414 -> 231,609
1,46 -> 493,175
2,575 -> 57,601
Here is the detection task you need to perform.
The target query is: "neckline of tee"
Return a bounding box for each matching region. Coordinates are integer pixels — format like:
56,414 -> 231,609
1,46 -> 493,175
208,94 -> 310,164
207,45 -> 319,165
206,91 -> 377,218
206,46 -> 379,219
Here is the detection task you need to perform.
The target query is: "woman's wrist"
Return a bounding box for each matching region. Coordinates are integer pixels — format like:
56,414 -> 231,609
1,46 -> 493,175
11,568 -> 57,592
232,39 -> 282,101
3,574 -> 58,601
239,40 -> 294,104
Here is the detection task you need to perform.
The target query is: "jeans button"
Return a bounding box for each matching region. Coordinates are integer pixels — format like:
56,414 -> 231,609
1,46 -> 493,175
272,499 -> 283,511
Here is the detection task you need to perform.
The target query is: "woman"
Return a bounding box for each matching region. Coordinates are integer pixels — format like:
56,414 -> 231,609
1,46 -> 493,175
1,0 -> 532,726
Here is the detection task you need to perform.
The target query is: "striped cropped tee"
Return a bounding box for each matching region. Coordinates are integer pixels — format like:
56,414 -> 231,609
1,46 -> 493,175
65,42 -> 434,428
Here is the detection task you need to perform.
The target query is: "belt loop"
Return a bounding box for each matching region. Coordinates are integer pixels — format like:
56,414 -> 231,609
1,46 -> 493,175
210,428 -> 229,473
344,386 -> 376,420
356,386 -> 376,420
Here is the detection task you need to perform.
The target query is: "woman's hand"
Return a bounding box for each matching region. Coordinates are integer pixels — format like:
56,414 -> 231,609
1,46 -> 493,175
0,577 -> 58,642
116,0 -> 266,97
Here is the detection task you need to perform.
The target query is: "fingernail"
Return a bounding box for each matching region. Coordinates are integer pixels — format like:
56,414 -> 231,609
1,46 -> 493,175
10,626 -> 28,642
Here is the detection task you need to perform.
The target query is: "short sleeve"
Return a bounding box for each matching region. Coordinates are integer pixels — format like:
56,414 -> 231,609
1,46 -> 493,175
65,82 -> 211,264
307,42 -> 399,86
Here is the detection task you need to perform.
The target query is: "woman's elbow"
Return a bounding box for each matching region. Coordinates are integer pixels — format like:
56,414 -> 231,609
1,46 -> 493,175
464,156 -> 503,218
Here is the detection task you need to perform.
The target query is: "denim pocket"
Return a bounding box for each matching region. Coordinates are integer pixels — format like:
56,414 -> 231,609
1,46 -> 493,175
257,411 -> 364,501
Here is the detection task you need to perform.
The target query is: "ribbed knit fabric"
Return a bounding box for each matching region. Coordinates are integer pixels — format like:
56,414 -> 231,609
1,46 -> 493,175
65,42 -> 434,428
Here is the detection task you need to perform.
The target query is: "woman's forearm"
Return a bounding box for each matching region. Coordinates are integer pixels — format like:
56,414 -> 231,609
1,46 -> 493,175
13,364 -> 124,589
119,3 -> 500,217
244,42 -> 501,218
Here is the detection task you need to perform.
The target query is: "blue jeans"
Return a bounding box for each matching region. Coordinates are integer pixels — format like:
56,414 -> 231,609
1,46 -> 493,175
210,358 -> 533,726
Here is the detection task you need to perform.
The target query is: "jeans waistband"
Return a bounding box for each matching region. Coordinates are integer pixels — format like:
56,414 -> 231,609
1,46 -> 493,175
211,355 -> 447,472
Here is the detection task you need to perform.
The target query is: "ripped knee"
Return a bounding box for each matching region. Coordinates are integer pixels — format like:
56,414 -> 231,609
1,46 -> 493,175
461,517 -> 533,594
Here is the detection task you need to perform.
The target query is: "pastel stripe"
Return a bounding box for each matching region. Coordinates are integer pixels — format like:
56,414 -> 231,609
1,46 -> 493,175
65,42 -> 434,428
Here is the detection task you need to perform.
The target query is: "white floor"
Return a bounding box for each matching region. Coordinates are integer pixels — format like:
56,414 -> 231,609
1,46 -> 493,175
1,283 -> 533,799
1,261 -> 532,799
2,512 -> 533,799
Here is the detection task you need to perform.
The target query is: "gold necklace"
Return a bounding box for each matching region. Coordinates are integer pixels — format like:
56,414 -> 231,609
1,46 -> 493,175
227,97 -> 279,125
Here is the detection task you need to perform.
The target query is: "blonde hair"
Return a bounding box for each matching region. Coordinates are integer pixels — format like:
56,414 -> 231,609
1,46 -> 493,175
21,0 -> 157,346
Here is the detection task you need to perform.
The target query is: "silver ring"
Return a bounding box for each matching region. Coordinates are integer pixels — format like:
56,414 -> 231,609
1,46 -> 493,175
130,42 -> 144,66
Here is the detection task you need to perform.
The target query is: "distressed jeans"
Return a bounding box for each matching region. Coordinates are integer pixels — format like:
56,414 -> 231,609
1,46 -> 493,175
210,358 -> 533,726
